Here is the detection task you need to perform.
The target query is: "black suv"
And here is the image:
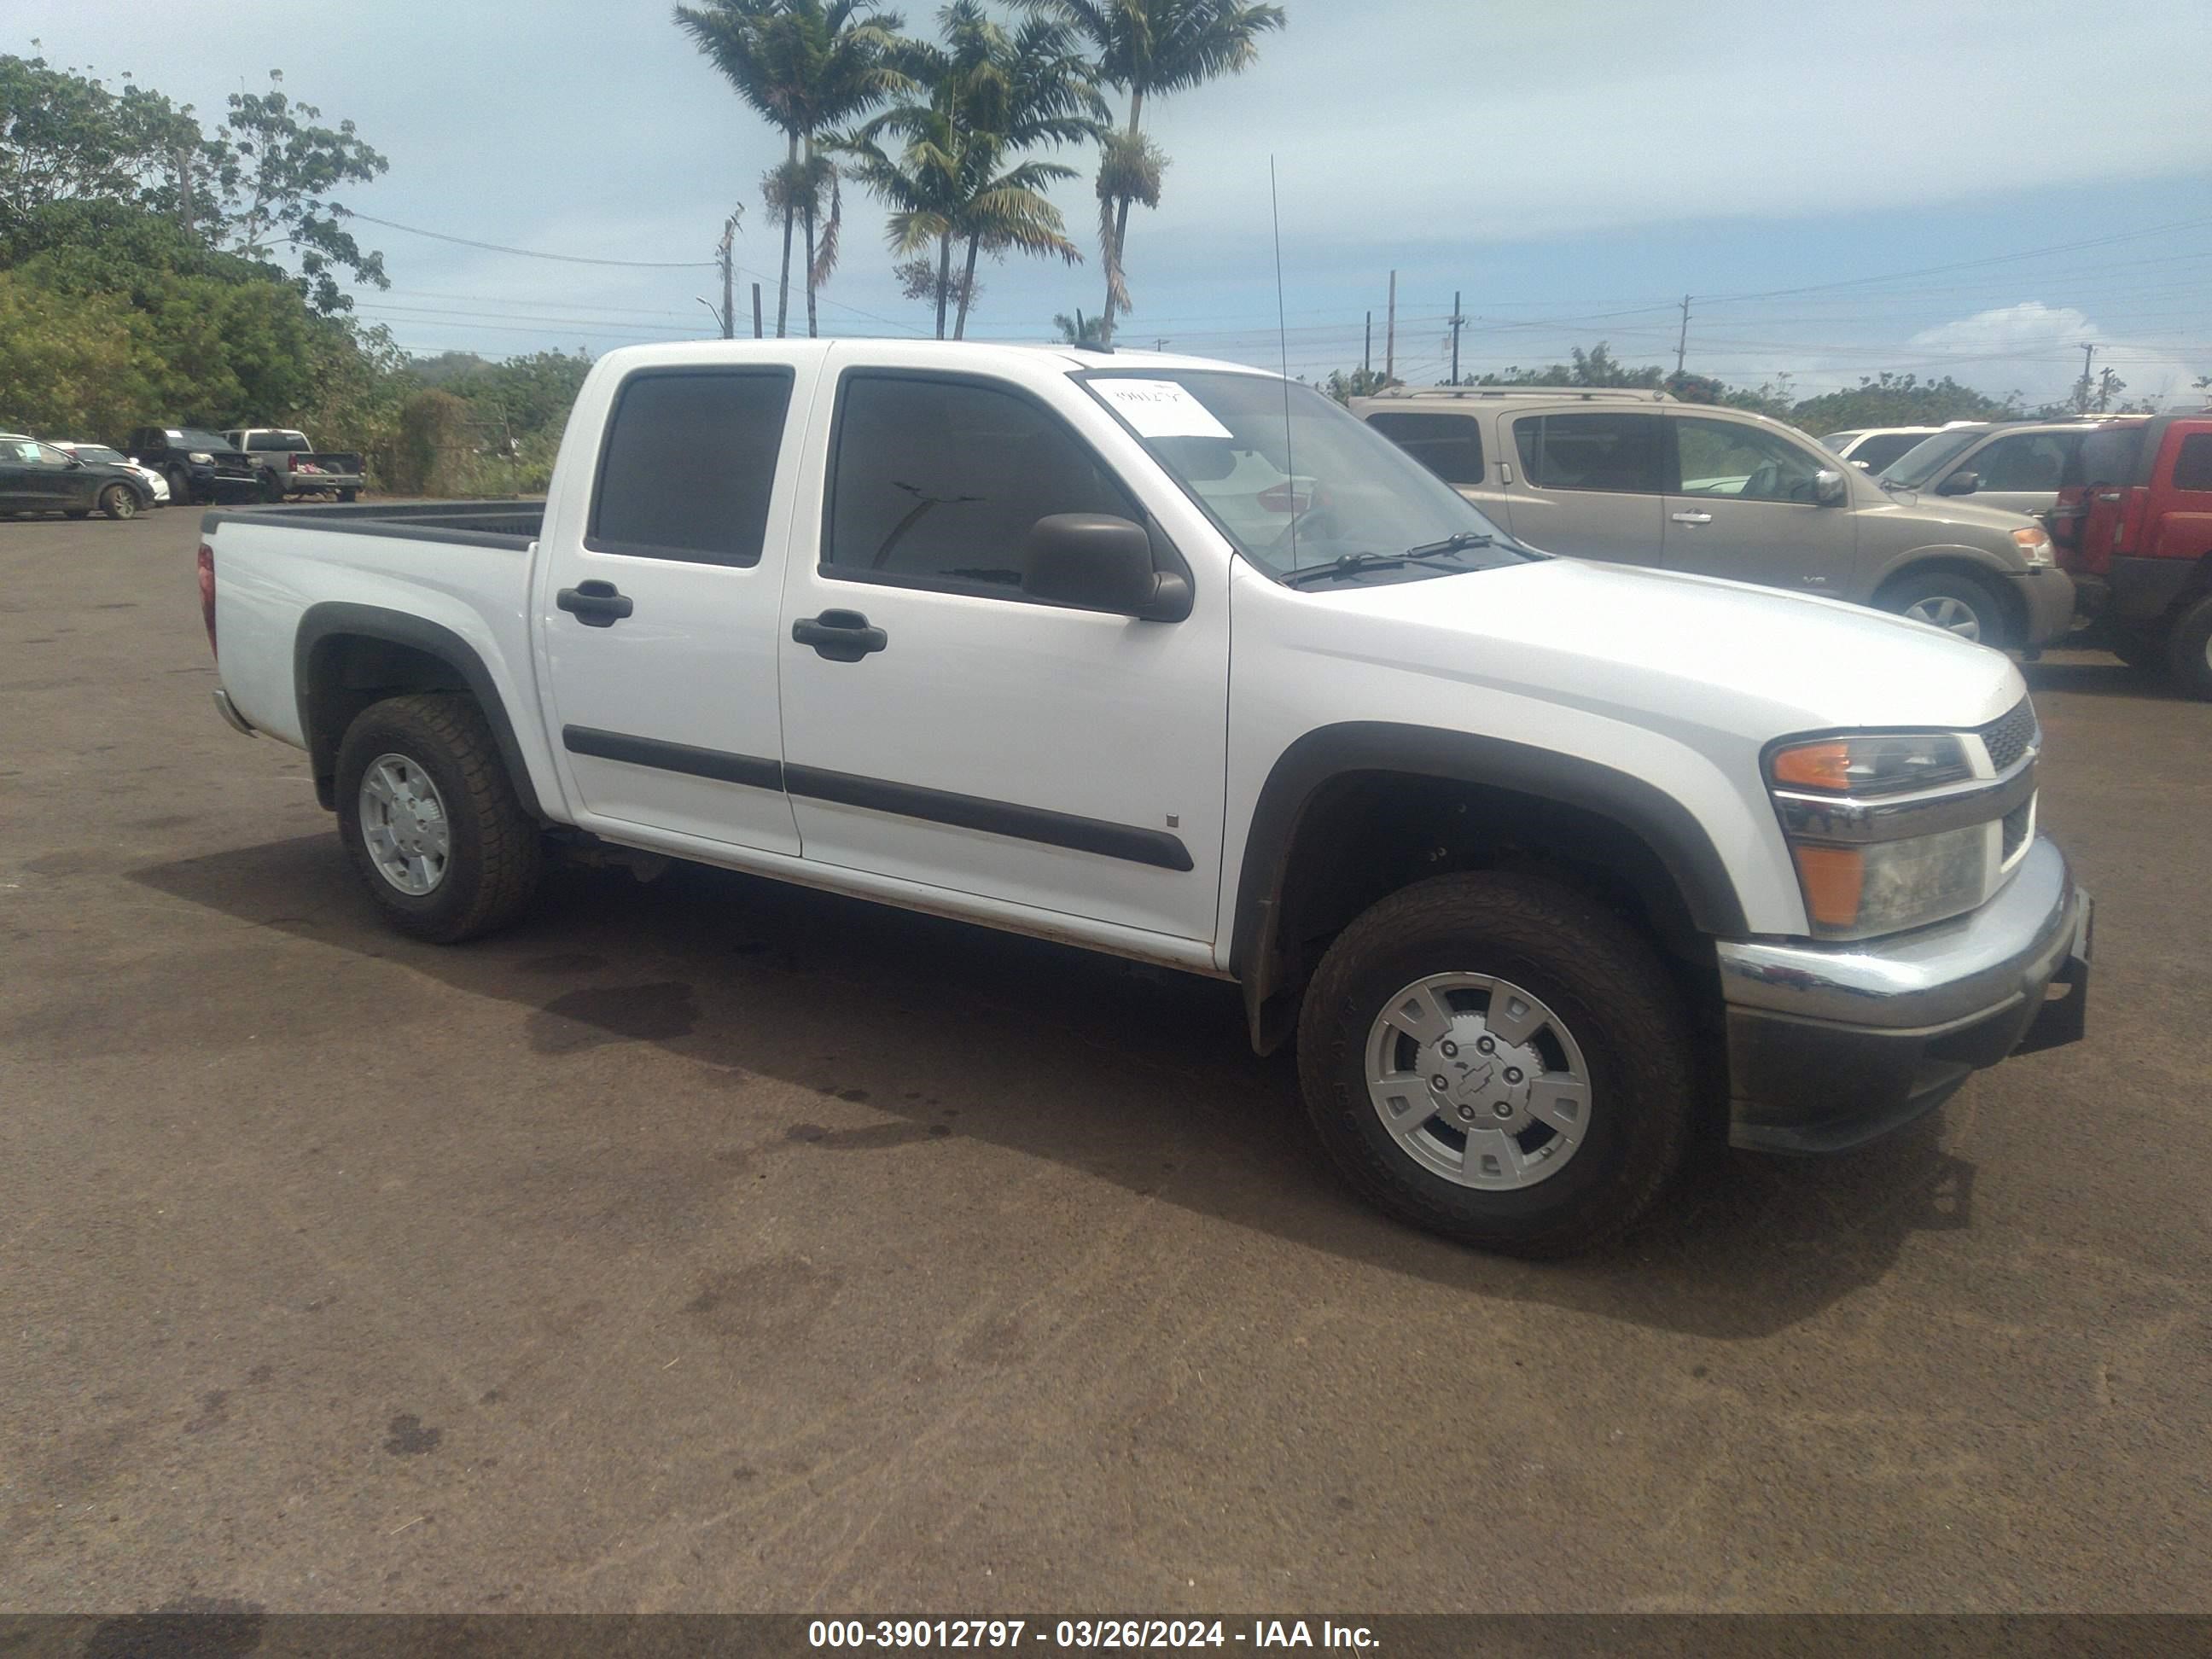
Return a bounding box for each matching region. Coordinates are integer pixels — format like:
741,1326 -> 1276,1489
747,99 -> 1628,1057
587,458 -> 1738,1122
124,426 -> 259,506
0,435 -> 155,520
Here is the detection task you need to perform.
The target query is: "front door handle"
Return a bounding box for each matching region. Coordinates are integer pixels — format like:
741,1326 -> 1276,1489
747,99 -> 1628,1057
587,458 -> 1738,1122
792,609 -> 888,662
1669,510 -> 1714,526
556,579 -> 634,627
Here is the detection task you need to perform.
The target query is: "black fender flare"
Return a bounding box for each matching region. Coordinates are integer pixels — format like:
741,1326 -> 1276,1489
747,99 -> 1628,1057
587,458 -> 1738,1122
294,602 -> 546,819
1227,722 -> 1749,1051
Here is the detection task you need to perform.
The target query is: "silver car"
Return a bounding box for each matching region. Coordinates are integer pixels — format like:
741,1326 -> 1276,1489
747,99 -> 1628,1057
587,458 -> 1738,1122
1353,387 -> 2075,649
1875,418 -> 2125,522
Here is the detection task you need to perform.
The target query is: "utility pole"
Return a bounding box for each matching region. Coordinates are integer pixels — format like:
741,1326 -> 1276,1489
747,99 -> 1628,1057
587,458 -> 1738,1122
2074,342 -> 2097,413
717,215 -> 737,340
1364,311 -> 1372,376
174,143 -> 195,234
1675,294 -> 1691,376
752,282 -> 764,340
1447,289 -> 1467,386
1385,271 -> 1397,385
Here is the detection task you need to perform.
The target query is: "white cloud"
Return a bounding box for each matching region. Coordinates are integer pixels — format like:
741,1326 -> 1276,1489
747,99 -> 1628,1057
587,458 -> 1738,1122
1905,302 -> 2203,410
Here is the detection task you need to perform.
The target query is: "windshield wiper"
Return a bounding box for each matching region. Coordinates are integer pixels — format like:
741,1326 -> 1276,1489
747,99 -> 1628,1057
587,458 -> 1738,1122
1281,531 -> 1496,588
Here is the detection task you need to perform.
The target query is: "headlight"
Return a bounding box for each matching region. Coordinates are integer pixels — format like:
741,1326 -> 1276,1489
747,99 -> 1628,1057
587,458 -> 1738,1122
189,451 -> 212,464
2011,526 -> 2054,567
1767,731 -> 2003,940
1789,827 -> 1993,938
1769,732 -> 1972,795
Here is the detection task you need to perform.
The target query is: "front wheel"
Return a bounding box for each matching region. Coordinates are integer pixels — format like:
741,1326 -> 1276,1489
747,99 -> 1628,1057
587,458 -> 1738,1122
99,484 -> 138,521
2167,594 -> 2212,701
165,465 -> 192,504
335,694 -> 543,942
1875,568 -> 2013,649
1296,871 -> 1698,1257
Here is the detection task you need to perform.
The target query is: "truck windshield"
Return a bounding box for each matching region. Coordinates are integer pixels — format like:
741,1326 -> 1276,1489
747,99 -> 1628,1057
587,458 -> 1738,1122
172,429 -> 236,452
1078,369 -> 1523,584
1879,428 -> 1987,488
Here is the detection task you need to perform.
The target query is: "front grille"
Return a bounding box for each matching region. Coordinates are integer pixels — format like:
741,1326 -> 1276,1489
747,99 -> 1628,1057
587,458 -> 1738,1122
1979,697 -> 2039,772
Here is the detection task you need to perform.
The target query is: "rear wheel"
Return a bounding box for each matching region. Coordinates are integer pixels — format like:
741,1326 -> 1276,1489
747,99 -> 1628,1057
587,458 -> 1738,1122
1876,568 -> 2013,649
98,484 -> 137,521
1296,871 -> 1697,1257
338,487 -> 359,504
2167,595 -> 2212,701
335,694 -> 543,942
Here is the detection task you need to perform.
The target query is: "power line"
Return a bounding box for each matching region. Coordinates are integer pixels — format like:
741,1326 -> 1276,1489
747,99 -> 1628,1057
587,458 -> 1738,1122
345,212 -> 719,269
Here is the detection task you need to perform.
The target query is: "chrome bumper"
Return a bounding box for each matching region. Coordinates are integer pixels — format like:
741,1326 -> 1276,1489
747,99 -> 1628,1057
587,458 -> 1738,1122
212,689 -> 257,737
1716,835 -> 2089,1152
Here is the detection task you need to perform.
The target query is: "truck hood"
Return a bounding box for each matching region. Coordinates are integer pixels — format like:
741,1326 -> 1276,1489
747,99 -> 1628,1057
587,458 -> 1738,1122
1307,556 -> 2026,739
1859,481 -> 2041,532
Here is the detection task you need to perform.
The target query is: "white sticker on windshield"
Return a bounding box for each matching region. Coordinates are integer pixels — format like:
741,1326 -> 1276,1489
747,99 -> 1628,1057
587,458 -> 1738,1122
1092,378 -> 1232,440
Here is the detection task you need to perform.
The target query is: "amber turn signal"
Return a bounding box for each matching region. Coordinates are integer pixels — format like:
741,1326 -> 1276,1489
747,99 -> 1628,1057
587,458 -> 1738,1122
1791,844 -> 1866,929
1770,741 -> 1854,792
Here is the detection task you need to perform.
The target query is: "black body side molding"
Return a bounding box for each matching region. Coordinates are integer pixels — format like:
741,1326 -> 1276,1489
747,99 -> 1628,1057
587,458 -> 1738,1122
559,727 -> 1193,873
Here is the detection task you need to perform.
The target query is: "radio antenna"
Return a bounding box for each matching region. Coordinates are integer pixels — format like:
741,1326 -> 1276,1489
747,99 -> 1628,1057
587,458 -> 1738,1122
1270,155 -> 1297,570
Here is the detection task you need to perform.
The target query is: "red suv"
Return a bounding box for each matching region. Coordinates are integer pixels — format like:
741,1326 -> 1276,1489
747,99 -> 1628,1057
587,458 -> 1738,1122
2051,412 -> 2212,699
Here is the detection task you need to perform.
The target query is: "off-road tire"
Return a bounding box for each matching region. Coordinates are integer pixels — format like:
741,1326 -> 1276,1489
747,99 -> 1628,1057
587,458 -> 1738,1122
2167,594 -> 2212,701
165,465 -> 192,504
1297,871 -> 1698,1258
338,487 -> 359,504
1874,568 -> 2015,649
98,484 -> 137,521
335,693 -> 543,942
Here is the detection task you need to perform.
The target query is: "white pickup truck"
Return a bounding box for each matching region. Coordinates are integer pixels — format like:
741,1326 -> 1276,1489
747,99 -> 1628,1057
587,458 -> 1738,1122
197,341 -> 2091,1255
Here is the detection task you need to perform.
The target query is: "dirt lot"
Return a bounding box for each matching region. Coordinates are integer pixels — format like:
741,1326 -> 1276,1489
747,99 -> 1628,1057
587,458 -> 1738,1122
2,507 -> 2207,1615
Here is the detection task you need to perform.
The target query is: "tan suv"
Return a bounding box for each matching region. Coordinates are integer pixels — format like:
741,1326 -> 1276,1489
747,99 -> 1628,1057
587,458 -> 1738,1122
1353,387 -> 2075,649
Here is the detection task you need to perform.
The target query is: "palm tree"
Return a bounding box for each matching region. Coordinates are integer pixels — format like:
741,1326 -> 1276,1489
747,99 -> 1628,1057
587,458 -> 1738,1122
1054,308 -> 1108,346
1044,0 -> 1285,346
839,2 -> 1103,340
674,0 -> 909,337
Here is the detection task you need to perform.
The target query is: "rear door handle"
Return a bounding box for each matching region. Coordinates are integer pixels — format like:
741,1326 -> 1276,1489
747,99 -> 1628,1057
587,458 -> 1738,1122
792,608 -> 888,662
1669,510 -> 1714,526
556,579 -> 633,627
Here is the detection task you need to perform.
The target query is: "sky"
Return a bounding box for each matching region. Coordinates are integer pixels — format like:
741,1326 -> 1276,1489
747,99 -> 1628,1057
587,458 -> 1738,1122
20,0 -> 2212,406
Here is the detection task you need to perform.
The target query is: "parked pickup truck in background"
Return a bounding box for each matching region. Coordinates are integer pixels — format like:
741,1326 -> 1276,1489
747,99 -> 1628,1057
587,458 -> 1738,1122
125,426 -> 258,506
2050,412 -> 2212,699
195,341 -> 2091,1256
220,428 -> 365,503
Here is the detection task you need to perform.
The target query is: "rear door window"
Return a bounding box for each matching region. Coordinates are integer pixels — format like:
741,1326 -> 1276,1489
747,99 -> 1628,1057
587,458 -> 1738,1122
1364,411 -> 1485,486
1511,413 -> 1665,493
2171,433 -> 2212,492
588,369 -> 795,566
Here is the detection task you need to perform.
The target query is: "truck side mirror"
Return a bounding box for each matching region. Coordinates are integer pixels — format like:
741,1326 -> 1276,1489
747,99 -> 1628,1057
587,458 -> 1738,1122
1937,470 -> 1980,496
1813,468 -> 1848,506
1022,514 -> 1190,621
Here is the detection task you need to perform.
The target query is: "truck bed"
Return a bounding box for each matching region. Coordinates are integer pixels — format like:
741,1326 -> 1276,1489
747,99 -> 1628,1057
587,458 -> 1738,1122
204,498 -> 546,550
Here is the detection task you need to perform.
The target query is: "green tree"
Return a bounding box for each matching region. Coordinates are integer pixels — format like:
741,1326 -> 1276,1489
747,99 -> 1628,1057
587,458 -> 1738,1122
1044,0 -> 1285,346
840,2 -> 1100,339
675,0 -> 909,338
1320,365 -> 1396,403
202,73 -> 390,313
0,50 -> 200,230
0,270 -> 148,434
1785,371 -> 2012,434
1053,306 -> 1106,345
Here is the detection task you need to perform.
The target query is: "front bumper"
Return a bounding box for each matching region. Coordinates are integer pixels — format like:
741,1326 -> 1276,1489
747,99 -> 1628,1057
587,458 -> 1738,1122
1716,835 -> 2089,1153
2010,566 -> 2078,647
